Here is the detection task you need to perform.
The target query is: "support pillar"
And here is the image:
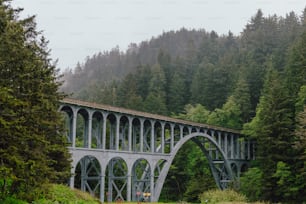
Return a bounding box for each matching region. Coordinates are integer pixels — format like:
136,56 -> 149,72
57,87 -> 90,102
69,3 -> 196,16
72,109 -> 77,148
140,118 -> 144,152
161,122 -> 165,154
170,124 -> 174,152
236,135 -> 240,159
100,173 -> 105,202
231,134 -> 234,159
224,133 -> 228,158
127,174 -> 131,201
247,139 -> 251,160
150,167 -> 154,202
180,125 -> 183,140
102,112 -> 108,150
116,115 -> 120,150
128,117 -> 133,152
151,120 -> 155,153
87,112 -> 92,148
69,166 -> 75,188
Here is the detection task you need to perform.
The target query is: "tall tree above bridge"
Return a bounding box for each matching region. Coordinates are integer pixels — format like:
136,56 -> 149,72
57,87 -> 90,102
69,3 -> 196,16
0,0 -> 71,201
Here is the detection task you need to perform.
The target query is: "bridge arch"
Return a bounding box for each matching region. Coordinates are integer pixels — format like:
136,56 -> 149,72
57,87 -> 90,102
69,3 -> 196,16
74,155 -> 101,197
131,158 -> 151,201
153,132 -> 233,202
105,157 -> 128,202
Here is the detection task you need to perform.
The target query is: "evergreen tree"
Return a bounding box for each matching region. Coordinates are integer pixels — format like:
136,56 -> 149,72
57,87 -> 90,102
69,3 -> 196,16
242,68 -> 295,202
0,1 -> 71,201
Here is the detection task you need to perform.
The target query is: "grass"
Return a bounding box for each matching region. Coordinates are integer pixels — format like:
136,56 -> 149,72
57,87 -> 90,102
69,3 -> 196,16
33,184 -> 101,204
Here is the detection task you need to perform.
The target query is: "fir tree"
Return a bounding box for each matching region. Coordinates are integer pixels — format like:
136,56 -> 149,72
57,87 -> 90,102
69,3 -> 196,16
0,1 -> 71,201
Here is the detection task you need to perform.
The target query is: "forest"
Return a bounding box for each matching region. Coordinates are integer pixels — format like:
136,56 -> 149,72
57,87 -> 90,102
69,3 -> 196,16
0,0 -> 305,202
61,8 -> 306,203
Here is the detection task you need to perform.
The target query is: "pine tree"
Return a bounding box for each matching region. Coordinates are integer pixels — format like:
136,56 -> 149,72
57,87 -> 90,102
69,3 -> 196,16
242,68 -> 295,202
0,1 -> 71,201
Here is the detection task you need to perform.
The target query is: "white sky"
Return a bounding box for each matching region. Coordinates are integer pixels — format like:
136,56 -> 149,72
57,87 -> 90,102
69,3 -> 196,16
12,0 -> 306,71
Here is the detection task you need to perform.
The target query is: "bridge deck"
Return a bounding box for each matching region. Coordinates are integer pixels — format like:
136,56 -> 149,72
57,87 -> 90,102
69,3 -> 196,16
61,98 -> 240,134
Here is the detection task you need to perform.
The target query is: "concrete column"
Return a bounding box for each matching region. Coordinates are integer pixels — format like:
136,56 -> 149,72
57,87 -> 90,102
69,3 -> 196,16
72,108 -> 77,148
236,135 -> 240,159
150,167 -> 154,202
170,124 -> 174,152
161,122 -> 165,154
87,111 -> 93,148
140,118 -> 144,152
69,166 -> 75,188
127,174 -> 132,201
224,133 -> 228,158
151,120 -> 155,153
102,112 -> 108,150
116,115 -> 120,150
180,125 -> 183,140
100,171 -> 105,202
247,139 -> 251,160
231,134 -> 234,159
128,117 -> 133,152
217,131 -> 221,159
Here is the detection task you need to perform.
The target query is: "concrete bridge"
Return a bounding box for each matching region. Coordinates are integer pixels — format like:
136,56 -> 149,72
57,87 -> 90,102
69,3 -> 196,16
59,98 -> 255,202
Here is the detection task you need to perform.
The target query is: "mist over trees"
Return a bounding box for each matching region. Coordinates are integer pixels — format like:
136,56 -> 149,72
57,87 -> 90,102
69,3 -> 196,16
62,8 -> 306,203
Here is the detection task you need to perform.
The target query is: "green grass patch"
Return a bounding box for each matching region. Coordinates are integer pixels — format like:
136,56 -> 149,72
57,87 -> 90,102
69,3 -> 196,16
199,189 -> 247,203
32,184 -> 101,204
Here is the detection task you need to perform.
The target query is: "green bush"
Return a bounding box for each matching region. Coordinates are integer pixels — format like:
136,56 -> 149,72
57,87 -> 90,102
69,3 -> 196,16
32,184 -> 101,204
0,197 -> 28,204
199,189 -> 247,204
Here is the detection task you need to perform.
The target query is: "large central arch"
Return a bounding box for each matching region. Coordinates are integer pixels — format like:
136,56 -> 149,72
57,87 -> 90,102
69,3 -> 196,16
153,132 -> 234,202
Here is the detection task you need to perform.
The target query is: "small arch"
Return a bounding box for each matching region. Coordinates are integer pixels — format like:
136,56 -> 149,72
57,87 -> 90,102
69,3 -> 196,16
92,111 -> 103,149
230,163 -> 238,177
164,123 -> 171,153
154,121 -> 162,153
143,120 -> 153,152
76,108 -> 89,148
132,118 -> 141,152
105,157 -> 128,202
240,163 -> 249,175
119,116 -> 129,151
183,126 -> 190,137
173,124 -> 180,147
74,155 -> 101,197
106,114 -> 117,150
132,158 -> 151,201
59,105 -> 74,145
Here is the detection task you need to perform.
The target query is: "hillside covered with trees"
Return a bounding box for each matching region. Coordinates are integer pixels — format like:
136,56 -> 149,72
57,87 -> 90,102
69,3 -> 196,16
61,7 -> 306,203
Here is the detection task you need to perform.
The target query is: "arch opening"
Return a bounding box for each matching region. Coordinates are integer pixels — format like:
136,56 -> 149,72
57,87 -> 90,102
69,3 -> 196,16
132,159 -> 151,202
76,109 -> 89,148
74,156 -> 101,197
132,118 -> 141,152
156,133 -> 234,202
92,111 -> 103,149
105,157 -> 128,202
60,106 -> 73,146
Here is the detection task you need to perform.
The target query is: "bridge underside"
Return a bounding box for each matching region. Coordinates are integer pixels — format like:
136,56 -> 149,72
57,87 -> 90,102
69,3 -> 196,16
60,99 -> 255,202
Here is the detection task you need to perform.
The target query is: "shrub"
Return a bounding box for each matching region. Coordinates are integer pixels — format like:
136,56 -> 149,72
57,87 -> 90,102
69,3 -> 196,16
0,197 -> 28,204
33,184 -> 100,204
199,189 -> 247,203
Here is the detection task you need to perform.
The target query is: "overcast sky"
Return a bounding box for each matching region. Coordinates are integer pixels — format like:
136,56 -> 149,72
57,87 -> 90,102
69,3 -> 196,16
12,0 -> 306,71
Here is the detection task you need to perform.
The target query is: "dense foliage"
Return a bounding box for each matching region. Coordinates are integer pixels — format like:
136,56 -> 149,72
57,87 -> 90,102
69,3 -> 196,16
0,1 -> 71,202
62,6 -> 306,204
